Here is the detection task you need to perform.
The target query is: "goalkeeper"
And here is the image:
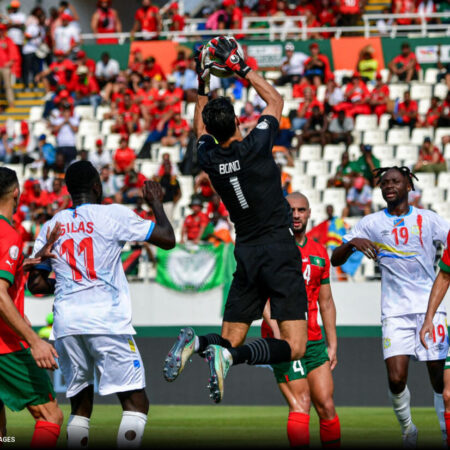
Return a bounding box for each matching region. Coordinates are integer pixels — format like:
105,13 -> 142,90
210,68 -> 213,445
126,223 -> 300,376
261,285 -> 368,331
164,37 -> 308,403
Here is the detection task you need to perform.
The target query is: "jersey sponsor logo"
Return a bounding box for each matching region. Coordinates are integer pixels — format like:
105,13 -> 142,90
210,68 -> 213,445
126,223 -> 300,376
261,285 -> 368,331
8,245 -> 19,260
60,222 -> 94,236
5,260 -> 13,269
256,120 -> 269,130
219,160 -> 241,175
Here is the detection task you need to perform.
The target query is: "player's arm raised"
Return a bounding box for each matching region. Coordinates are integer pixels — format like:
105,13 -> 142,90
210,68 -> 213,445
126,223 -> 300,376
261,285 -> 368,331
143,180 -> 176,250
318,283 -> 338,370
420,269 -> 450,349
0,279 -> 58,370
193,47 -> 210,139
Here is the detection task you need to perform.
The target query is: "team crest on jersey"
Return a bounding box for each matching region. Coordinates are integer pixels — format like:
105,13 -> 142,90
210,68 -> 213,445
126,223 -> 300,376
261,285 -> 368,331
411,225 -> 420,235
256,120 -> 269,130
9,245 -> 19,260
393,218 -> 405,228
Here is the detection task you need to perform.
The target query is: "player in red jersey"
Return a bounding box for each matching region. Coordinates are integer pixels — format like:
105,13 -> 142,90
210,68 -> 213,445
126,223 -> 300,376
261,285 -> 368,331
0,167 -> 63,447
262,192 -> 340,448
421,230 -> 450,447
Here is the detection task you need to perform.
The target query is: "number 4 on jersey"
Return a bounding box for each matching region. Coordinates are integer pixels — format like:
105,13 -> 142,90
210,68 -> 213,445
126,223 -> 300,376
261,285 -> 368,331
60,237 -> 97,281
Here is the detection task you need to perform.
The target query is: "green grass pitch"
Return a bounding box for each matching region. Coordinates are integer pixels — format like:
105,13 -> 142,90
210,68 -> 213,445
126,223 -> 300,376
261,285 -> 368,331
3,405 -> 445,447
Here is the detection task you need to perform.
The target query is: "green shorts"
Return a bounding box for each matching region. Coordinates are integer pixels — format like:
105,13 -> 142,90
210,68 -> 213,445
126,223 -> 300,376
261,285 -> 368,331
0,348 -> 56,411
272,339 -> 329,384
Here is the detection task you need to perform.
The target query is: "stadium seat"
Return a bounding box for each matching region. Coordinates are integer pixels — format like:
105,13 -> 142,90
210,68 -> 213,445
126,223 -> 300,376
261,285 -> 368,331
264,70 -> 281,80
129,133 -> 146,153
105,134 -> 121,150
322,188 -> 346,205
395,144 -> 418,162
437,171 -> 450,188
283,100 -> 300,116
380,158 -> 401,167
372,145 -> 394,160
299,144 -> 321,161
424,68 -> 439,84
323,144 -> 346,163
29,106 -> 43,122
277,85 -> 292,99
95,105 -> 111,121
418,99 -> 431,116
76,134 -> 84,150
364,130 -> 385,145
372,188 -> 385,209
444,143 -> 450,159
355,115 -> 378,132
305,160 -> 328,176
431,202 -> 450,220
387,128 -> 410,145
333,70 -> 353,86
378,114 -> 390,131
314,175 -> 328,190
435,128 -> 450,145
185,102 -> 196,121
316,85 -> 326,102
74,105 -> 95,120
100,119 -> 114,135
83,135 -> 100,153
351,130 -> 362,145
234,100 -> 244,115
411,128 -> 434,146
421,187 -> 445,206
32,120 -> 49,137
301,188 -> 320,205
380,68 -> 389,83
410,83 -> 432,101
159,146 -> 181,163
291,174 -> 313,191
415,172 -> 436,190
138,160 -> 159,177
389,84 -> 409,100
348,144 -> 360,160
79,120 -> 100,136
434,83 -> 448,100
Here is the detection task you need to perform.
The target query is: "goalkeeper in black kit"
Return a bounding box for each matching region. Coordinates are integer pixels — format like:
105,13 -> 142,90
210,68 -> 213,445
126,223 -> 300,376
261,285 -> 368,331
163,37 -> 308,403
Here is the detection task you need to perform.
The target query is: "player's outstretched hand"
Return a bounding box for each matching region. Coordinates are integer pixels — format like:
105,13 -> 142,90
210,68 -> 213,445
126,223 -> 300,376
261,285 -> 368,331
328,346 -> 337,371
30,338 -> 59,370
194,46 -> 211,96
419,319 -> 434,349
349,238 -> 378,260
23,257 -> 43,272
143,180 -> 164,205
35,222 -> 62,261
210,36 -> 251,78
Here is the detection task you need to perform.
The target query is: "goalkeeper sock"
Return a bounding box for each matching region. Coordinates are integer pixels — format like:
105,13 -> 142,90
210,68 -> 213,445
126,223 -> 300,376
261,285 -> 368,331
434,392 -> 447,441
287,412 -> 309,448
389,386 -> 413,433
197,334 -> 232,354
30,421 -> 60,448
444,412 -> 450,447
228,338 -> 291,365
320,415 -> 341,448
67,415 -> 90,448
117,411 -> 147,449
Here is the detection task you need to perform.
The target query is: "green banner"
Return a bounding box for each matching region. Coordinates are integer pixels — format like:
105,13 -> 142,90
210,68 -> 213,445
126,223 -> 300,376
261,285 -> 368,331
156,243 -> 233,292
82,43 -> 131,70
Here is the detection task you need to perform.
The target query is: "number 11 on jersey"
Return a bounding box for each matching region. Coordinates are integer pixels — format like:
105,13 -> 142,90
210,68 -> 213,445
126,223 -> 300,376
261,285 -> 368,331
60,237 -> 97,281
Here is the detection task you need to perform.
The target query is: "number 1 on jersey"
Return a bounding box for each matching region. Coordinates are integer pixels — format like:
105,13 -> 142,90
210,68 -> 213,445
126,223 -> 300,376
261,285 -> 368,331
60,237 -> 97,281
229,176 -> 249,210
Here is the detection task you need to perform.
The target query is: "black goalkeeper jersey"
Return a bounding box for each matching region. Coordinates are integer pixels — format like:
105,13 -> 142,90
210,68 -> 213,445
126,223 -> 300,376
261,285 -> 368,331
197,115 -> 292,245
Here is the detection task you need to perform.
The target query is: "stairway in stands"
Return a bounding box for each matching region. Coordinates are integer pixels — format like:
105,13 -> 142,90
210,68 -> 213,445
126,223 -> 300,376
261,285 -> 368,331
364,0 -> 392,14
0,83 -> 45,126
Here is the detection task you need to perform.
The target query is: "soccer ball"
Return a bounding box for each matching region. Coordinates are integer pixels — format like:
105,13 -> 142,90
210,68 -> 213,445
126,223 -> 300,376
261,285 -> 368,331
201,36 -> 245,79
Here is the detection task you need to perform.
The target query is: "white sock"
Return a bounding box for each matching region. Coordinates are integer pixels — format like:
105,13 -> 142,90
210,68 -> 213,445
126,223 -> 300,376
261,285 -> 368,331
389,386 -> 413,433
434,392 -> 447,440
67,415 -> 90,449
194,336 -> 200,352
117,411 -> 147,449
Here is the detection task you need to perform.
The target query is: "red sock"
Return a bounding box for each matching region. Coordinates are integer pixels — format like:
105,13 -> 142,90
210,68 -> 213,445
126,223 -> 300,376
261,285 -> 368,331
287,412 -> 310,448
444,412 -> 450,447
320,415 -> 341,448
30,421 -> 61,448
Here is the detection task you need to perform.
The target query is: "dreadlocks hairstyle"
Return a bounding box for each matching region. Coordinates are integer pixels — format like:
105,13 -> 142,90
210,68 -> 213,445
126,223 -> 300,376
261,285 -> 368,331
373,166 -> 418,191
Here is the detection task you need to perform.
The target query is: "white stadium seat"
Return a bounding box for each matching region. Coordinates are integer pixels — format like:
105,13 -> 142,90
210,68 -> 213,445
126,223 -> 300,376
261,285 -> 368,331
351,130 -> 362,145
79,120 -> 100,136
411,128 -> 434,146
95,105 -> 111,120
363,130 -> 385,145
421,187 -> 445,205
323,144 -> 346,162
348,144 -> 360,160
434,83 -> 448,100
83,135 -> 101,152
435,128 -> 450,145
105,133 -> 121,150
418,99 -> 431,115
437,172 -> 450,188
74,105 -> 94,120
299,144 -> 321,161
322,188 -> 346,205
432,202 -> 450,220
380,68 -> 389,83
372,188 -> 385,209
32,120 -> 49,137
379,158 -> 401,167
372,145 -> 394,160
129,133 -> 147,153
277,85 -> 292,99
159,146 -> 181,163
355,115 -> 378,132
316,85 -> 326,102
395,145 -> 418,162
305,160 -> 328,176
100,119 -> 114,135
283,100 -> 300,116
29,106 -> 43,122
410,83 -> 432,101
424,68 -> 439,84
444,143 -> 450,159
415,172 -> 436,190
379,114 -> 390,131
291,175 -> 313,191
138,161 -> 159,177
387,128 -> 410,146
389,84 -> 409,100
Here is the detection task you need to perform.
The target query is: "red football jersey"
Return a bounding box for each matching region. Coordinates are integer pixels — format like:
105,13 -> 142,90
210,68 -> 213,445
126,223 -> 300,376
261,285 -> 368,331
262,237 -> 330,342
0,216 -> 27,354
439,231 -> 450,274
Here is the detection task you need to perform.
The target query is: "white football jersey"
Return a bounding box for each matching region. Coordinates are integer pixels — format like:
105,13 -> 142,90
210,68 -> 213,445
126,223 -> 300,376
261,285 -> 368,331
33,204 -> 155,339
343,206 -> 450,320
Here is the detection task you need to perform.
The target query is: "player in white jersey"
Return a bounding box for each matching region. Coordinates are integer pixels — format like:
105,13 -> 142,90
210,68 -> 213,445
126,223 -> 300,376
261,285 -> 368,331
28,161 -> 175,448
331,166 -> 450,447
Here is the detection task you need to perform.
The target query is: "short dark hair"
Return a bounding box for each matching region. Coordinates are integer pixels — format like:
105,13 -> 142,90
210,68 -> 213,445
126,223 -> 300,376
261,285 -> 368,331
401,42 -> 410,49
0,167 -> 18,199
202,97 -> 236,143
65,161 -> 100,197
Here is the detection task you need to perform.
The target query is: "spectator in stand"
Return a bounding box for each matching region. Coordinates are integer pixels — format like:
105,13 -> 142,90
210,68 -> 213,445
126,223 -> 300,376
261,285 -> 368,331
6,1 -> 25,83
224,0 -> 244,37
327,150 -> 358,189
100,164 -> 122,203
72,65 -> 101,112
75,50 -> 96,74
437,91 -> 450,127
172,60 -> 197,102
304,9 -> 321,39
269,1 -> 295,41
112,90 -> 141,135
356,45 -> 378,82
276,42 -> 308,86
206,193 -> 228,221
292,86 -> 323,131
53,12 -> 80,56
324,75 -> 344,114
136,75 -> 158,129
338,0 -> 363,27
437,46 -> 450,89
35,49 -> 76,94
413,137 -> 447,174
239,101 -> 261,135
388,90 -> 418,130
153,159 -> 181,222
113,135 -> 136,174
369,73 -> 390,119
166,2 -> 185,33
36,134 -> 56,167
22,180 -> 50,216
297,105 -> 328,148
354,144 -> 380,186
303,42 -> 332,87
195,171 -> 214,201
328,110 -> 354,146
423,96 -> 442,127
39,165 -> 53,192
156,152 -> 178,177
180,197 -> 209,244
50,102 -> 79,165
416,0 -> 437,23
376,7 -> 394,34
392,0 -> 416,26
163,75 -> 183,108
161,111 -> 190,148
47,177 -> 71,214
95,52 -> 120,89
342,176 -> 373,218
0,23 -> 17,109
89,138 -> 112,171
318,0 -> 337,37
131,0 -> 162,41
337,72 -> 371,117
133,196 -> 154,220
121,169 -> 146,204
388,42 -> 420,83
144,95 -> 174,147
91,0 -> 122,45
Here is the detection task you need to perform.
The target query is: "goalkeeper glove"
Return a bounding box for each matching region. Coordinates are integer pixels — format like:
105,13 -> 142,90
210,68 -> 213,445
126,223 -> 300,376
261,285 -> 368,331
194,46 -> 210,96
210,37 -> 251,79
